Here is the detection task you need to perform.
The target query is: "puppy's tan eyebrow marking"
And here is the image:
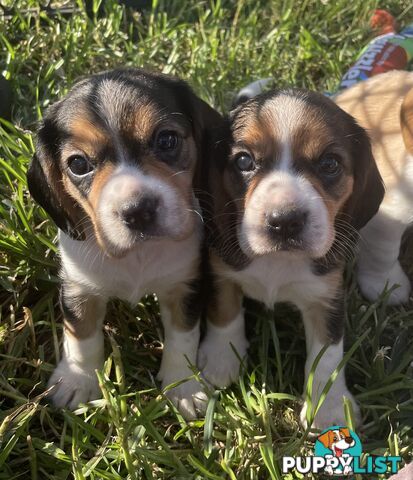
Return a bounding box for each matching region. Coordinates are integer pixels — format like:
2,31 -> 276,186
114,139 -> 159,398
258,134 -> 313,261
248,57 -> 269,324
291,123 -> 336,160
131,102 -> 162,140
233,120 -> 261,139
233,116 -> 277,161
70,116 -> 108,145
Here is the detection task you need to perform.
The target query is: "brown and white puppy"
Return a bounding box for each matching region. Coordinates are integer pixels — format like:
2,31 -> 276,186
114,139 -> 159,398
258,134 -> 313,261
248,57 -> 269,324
336,70 -> 413,305
27,68 -> 221,419
318,427 -> 355,475
200,89 -> 384,429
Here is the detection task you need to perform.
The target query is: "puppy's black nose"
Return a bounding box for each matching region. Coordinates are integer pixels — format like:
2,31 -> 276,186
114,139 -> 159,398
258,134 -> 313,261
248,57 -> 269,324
121,197 -> 159,231
266,209 -> 308,239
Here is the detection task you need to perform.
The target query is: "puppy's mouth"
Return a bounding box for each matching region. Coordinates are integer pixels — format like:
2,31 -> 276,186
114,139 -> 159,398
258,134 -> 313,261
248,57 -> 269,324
333,445 -> 344,457
126,226 -> 175,244
95,222 -> 177,259
263,232 -> 308,256
238,224 -> 308,258
267,236 -> 306,252
94,203 -> 196,258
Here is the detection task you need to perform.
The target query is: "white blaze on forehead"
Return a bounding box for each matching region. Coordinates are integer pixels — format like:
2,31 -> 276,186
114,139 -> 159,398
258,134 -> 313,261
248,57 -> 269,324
96,78 -> 148,131
262,94 -> 308,171
96,79 -> 126,130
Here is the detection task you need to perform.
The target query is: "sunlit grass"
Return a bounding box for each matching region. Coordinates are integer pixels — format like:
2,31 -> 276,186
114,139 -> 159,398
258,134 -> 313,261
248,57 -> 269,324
0,0 -> 412,478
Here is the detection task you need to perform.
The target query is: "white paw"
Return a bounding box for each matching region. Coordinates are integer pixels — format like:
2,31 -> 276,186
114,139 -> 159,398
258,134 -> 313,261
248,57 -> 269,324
343,465 -> 352,475
358,262 -> 411,305
300,387 -> 360,431
158,365 -> 208,420
324,466 -> 334,476
163,377 -> 208,420
47,359 -> 101,410
198,334 -> 249,388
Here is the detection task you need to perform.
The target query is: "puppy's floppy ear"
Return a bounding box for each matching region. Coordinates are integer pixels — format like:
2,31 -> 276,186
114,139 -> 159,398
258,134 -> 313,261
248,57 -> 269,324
341,121 -> 384,230
188,92 -> 223,144
203,117 -> 250,269
185,88 -> 224,192
317,430 -> 335,449
27,104 -> 84,240
179,85 -> 249,268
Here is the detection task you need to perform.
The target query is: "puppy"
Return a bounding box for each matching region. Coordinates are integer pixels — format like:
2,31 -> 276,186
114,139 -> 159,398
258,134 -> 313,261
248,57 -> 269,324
200,89 -> 384,429
318,427 -> 355,454
318,427 -> 355,475
27,68 -> 221,419
336,70 -> 413,305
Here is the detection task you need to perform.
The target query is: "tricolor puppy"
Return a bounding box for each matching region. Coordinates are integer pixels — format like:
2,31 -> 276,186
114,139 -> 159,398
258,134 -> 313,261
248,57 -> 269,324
200,89 -> 384,429
318,427 -> 355,475
336,70 -> 413,305
318,427 -> 355,455
27,68 -> 221,419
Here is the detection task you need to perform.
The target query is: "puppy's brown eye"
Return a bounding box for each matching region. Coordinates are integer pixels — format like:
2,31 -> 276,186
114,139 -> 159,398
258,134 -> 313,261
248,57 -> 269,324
318,154 -> 341,176
68,155 -> 93,176
156,131 -> 179,151
235,152 -> 255,172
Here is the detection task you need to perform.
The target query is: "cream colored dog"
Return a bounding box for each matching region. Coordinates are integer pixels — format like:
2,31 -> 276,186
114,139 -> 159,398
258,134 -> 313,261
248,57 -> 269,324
336,71 -> 413,305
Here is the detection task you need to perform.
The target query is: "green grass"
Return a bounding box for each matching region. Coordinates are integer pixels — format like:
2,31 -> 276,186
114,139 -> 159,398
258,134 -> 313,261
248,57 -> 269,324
1,0 -> 413,478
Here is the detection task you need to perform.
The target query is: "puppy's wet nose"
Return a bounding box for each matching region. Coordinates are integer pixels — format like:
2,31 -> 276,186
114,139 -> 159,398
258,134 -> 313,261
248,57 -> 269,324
266,209 -> 308,239
121,196 -> 159,231
345,436 -> 354,445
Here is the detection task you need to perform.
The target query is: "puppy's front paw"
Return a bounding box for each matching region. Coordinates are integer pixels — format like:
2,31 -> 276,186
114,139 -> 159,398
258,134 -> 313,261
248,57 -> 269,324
198,334 -> 248,388
324,466 -> 334,476
343,465 -> 353,475
300,387 -> 360,431
47,359 -> 101,410
158,365 -> 207,420
358,261 -> 411,305
157,338 -> 208,420
163,377 -> 208,420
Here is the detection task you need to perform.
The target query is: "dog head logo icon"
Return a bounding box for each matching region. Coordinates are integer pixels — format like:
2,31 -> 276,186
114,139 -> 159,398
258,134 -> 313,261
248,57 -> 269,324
318,427 -> 355,457
315,426 -> 362,475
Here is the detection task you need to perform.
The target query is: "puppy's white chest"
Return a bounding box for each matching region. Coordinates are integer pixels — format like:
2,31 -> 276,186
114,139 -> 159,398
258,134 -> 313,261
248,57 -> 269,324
59,229 -> 200,303
227,255 -> 330,308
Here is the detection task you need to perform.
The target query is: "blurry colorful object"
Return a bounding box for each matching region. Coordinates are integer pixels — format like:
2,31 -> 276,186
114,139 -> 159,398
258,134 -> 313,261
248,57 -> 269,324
370,9 -> 397,35
338,10 -> 413,90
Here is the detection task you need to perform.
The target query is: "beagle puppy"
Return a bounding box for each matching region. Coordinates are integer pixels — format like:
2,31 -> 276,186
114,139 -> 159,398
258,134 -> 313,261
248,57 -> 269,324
336,70 -> 413,305
27,68 -> 221,419
200,89 -> 384,429
318,427 -> 355,454
318,427 -> 355,475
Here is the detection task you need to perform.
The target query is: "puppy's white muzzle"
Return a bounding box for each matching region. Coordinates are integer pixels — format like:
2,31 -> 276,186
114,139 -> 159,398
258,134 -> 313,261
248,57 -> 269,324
240,170 -> 333,258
